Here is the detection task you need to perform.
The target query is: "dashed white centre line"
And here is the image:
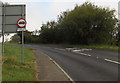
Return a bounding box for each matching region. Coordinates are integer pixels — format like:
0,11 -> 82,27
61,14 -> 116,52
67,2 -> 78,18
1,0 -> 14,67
104,59 -> 120,65
74,51 -> 91,57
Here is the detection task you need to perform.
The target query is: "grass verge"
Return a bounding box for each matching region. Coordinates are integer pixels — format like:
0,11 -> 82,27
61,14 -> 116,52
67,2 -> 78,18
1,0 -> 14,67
2,45 -> 37,81
42,44 -> 119,51
74,45 -> 119,51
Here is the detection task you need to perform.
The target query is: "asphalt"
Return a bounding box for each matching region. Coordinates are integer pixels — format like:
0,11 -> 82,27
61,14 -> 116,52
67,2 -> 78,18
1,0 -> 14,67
80,49 -> 118,61
7,44 -> 119,82
33,50 -> 71,81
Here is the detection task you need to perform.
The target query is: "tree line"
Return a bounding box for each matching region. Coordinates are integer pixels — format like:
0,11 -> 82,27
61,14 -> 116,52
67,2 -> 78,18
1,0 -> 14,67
10,2 -> 120,45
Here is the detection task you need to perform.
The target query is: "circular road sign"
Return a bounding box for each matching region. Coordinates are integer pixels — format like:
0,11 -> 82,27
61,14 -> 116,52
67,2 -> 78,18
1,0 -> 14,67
17,18 -> 27,28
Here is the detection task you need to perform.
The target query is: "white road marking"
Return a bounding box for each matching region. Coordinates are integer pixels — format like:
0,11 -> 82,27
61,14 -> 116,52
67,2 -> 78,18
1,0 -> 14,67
66,48 -> 77,51
44,52 -> 75,82
78,53 -> 91,57
72,49 -> 82,52
87,54 -> 92,56
73,51 -> 91,57
72,48 -> 92,51
66,48 -> 92,52
104,59 -> 120,65
81,48 -> 92,51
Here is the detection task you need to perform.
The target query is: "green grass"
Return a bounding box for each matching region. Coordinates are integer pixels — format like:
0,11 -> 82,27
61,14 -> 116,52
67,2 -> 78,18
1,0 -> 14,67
70,45 -> 119,51
2,45 -> 37,81
74,45 -> 119,51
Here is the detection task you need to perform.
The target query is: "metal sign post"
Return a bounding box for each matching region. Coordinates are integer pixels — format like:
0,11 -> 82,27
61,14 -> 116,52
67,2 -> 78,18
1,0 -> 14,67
1,32 -> 4,57
2,4 -> 5,56
22,30 -> 24,64
0,2 -> 3,82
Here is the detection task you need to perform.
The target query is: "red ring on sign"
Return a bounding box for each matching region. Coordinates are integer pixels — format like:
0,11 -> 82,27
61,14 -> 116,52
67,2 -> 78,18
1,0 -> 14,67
17,18 -> 27,28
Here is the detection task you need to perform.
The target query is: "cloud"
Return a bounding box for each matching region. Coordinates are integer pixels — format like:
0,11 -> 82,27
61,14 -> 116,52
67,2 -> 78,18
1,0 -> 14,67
26,2 -> 48,31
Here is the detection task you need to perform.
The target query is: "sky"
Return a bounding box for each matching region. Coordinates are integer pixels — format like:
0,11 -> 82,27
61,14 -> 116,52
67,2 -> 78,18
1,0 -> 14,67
1,0 -> 120,31
0,0 -> 120,41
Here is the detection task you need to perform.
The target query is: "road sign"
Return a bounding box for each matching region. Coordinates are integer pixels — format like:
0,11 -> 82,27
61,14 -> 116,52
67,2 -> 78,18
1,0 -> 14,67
3,5 -> 26,33
17,18 -> 26,28
17,28 -> 26,31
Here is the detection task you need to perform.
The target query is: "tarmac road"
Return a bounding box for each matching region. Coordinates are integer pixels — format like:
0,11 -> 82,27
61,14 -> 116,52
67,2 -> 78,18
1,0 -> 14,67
12,44 -> 119,82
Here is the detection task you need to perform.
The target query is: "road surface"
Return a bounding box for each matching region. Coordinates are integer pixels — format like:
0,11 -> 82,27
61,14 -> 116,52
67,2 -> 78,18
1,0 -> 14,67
13,44 -> 120,81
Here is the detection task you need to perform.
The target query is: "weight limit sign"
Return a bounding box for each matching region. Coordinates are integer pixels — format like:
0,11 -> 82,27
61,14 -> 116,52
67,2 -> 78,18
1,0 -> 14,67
17,18 -> 27,28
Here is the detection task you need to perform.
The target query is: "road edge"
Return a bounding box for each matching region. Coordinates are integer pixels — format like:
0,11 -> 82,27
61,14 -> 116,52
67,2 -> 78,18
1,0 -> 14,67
42,51 -> 75,83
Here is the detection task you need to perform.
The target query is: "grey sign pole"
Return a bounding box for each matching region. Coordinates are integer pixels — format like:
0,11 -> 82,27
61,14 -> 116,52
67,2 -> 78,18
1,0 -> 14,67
21,5 -> 25,64
2,32 -> 4,56
22,30 -> 24,64
2,4 -> 5,56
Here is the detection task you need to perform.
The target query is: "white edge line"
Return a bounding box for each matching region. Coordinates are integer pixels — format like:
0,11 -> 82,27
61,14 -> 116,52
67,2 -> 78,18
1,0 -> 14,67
104,59 -> 120,65
45,55 -> 75,83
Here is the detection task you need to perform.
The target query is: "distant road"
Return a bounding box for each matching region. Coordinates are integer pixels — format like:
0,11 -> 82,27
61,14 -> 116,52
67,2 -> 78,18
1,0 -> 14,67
9,44 -> 119,81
